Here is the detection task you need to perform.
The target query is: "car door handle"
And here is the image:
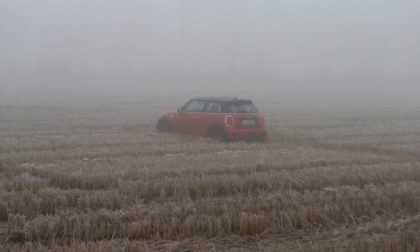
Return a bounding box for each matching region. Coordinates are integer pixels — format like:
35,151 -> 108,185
193,116 -> 200,119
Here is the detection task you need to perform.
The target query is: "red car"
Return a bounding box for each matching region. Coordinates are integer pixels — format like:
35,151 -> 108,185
156,97 -> 267,142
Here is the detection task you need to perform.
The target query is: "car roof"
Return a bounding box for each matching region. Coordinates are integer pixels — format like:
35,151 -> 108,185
192,97 -> 252,103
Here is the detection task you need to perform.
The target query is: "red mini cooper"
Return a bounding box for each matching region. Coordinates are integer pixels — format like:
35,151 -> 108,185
156,97 -> 267,142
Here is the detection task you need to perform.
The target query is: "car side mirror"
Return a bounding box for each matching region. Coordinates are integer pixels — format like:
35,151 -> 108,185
177,108 -> 183,113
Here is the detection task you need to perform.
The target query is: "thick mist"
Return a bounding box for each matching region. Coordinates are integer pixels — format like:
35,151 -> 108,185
1,0 -> 419,104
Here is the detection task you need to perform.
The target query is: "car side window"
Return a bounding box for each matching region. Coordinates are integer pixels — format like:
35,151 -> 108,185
183,100 -> 206,112
206,102 -> 221,113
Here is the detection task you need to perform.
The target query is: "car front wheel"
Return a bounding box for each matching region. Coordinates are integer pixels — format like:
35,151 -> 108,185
157,119 -> 171,132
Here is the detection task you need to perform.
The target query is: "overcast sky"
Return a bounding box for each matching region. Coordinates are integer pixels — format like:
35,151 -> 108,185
1,0 -> 419,103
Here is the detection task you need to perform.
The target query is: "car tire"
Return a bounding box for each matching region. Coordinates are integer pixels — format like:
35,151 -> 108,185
157,119 -> 171,132
258,137 -> 266,143
207,126 -> 226,142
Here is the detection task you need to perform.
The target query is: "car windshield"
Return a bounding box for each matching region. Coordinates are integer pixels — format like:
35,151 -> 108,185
228,101 -> 257,113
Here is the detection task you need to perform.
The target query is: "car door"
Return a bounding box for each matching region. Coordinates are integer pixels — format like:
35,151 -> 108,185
196,102 -> 222,136
177,100 -> 206,135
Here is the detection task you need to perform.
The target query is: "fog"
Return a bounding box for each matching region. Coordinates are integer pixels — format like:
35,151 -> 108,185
1,0 -> 419,104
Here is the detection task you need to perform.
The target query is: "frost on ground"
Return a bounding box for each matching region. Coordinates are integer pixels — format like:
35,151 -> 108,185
0,102 -> 420,251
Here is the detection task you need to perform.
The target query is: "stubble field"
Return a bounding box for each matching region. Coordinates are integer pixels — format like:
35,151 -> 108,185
1,99 -> 420,251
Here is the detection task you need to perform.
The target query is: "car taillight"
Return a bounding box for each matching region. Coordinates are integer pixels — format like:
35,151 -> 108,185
257,117 -> 265,127
225,115 -> 234,128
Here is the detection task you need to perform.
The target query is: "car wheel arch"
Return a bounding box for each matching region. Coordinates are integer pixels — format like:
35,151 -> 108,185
206,122 -> 224,133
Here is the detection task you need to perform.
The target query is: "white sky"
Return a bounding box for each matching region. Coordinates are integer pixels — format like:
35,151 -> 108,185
1,0 -> 419,103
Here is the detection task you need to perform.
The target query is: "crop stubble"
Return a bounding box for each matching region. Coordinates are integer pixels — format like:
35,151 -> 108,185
1,102 -> 420,251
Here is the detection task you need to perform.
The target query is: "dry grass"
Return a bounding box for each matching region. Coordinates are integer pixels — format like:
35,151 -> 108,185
1,101 -> 420,251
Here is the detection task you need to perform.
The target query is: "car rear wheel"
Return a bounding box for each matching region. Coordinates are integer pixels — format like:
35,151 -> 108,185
207,127 -> 226,142
157,119 -> 171,132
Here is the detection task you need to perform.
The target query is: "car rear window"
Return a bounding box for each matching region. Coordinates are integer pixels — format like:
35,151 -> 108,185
227,101 -> 257,113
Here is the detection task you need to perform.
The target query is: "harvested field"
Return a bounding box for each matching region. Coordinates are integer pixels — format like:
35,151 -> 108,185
1,101 -> 420,251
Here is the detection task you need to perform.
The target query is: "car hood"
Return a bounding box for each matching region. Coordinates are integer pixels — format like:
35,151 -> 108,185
161,111 -> 177,118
